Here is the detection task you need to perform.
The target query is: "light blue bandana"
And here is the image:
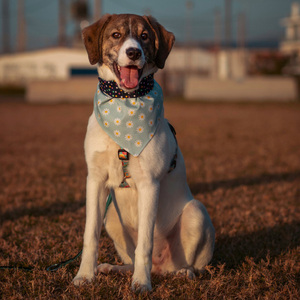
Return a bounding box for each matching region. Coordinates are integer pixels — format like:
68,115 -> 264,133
94,80 -> 164,157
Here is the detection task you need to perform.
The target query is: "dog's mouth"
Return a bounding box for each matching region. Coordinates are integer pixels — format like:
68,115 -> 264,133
113,63 -> 143,90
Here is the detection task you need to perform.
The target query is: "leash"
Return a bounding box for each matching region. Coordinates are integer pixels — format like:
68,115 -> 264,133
0,199 -> 113,273
0,250 -> 83,272
0,196 -> 112,273
0,123 -> 177,273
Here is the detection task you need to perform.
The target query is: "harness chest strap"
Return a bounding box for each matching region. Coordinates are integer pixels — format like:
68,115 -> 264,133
118,149 -> 131,188
117,122 -> 178,188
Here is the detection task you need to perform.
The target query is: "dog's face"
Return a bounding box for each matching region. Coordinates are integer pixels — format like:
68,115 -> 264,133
82,14 -> 175,91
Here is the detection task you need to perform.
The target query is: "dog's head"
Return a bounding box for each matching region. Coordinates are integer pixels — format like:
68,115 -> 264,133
82,14 -> 175,92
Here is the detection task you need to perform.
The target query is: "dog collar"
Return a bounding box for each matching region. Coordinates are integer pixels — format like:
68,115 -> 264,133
94,79 -> 164,157
98,74 -> 154,98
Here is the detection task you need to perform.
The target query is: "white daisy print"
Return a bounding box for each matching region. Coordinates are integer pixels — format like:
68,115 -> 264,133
104,121 -> 109,127
103,108 -> 110,115
108,99 -> 114,105
148,105 -> 153,112
114,130 -> 120,137
135,140 -> 142,147
117,106 -> 122,113
149,119 -> 154,126
131,99 -> 137,106
97,89 -> 100,95
114,118 -> 121,126
149,133 -> 154,139
139,113 -> 145,121
140,101 -> 145,107
126,121 -> 133,128
128,109 -> 136,116
97,99 -> 101,105
137,126 -> 144,134
125,134 -> 132,141
120,97 -> 126,101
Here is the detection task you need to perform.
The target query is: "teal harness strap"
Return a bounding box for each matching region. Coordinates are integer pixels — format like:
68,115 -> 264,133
104,193 -> 113,219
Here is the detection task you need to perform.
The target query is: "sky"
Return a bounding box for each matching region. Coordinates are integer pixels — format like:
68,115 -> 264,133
0,0 -> 297,53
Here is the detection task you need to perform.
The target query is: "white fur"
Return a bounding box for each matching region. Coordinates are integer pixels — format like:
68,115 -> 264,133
97,64 -> 115,82
73,23 -> 215,293
118,38 -> 145,69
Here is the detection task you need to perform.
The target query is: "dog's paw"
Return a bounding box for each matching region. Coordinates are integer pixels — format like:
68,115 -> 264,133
176,268 -> 196,280
131,279 -> 152,293
97,263 -> 113,274
73,274 -> 95,286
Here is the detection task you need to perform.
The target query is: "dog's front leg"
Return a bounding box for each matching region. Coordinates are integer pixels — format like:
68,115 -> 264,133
73,174 -> 108,285
132,180 -> 160,292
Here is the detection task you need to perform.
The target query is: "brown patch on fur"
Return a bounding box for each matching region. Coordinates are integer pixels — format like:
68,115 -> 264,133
82,14 -> 174,70
82,14 -> 113,65
143,16 -> 175,69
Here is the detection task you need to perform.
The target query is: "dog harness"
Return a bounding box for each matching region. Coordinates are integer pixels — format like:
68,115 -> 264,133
116,123 -> 178,188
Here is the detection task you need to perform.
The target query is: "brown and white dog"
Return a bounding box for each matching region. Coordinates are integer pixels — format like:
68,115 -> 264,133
73,14 -> 215,292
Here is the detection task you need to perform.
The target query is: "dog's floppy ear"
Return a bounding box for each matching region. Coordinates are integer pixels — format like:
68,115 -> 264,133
143,16 -> 175,69
82,14 -> 112,65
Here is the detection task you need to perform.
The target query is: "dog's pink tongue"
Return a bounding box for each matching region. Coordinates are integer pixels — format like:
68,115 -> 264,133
119,66 -> 139,89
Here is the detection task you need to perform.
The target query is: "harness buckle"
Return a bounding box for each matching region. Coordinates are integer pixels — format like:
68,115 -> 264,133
118,149 -> 129,160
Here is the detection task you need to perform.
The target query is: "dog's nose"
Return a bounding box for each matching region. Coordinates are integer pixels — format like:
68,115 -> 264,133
126,47 -> 142,61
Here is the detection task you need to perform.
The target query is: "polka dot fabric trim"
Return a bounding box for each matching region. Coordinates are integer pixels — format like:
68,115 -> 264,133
98,74 -> 154,98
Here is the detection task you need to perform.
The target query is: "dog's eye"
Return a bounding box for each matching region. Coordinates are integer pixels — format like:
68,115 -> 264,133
141,32 -> 148,40
112,32 -> 121,39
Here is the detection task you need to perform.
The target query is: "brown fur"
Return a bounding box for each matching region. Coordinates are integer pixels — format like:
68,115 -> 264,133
82,14 -> 174,70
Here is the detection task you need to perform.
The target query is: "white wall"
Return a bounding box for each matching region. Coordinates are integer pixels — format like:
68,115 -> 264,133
0,47 -> 93,84
165,47 -> 214,74
185,76 -> 297,102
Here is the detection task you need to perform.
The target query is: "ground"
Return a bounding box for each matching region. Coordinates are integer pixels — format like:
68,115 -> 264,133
0,100 -> 299,299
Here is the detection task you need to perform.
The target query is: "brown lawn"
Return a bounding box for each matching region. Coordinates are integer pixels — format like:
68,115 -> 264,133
0,100 -> 299,299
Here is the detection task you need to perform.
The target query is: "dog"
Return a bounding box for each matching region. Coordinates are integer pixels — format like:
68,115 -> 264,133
73,14 -> 215,292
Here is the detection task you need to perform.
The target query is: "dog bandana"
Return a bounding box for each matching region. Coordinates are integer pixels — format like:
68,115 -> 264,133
94,77 -> 163,157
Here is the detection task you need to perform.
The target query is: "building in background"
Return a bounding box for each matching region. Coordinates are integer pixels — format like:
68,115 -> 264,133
0,47 -> 93,84
0,1 -> 298,102
280,2 -> 300,55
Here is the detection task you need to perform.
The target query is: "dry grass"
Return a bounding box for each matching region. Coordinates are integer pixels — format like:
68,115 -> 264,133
0,100 -> 299,299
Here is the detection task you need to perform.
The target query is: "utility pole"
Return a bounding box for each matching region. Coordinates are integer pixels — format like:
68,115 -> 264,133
237,12 -> 246,49
185,0 -> 193,46
224,0 -> 232,79
93,0 -> 102,22
224,0 -> 232,48
17,0 -> 26,52
214,8 -> 222,51
2,0 -> 10,53
185,1 -> 193,73
59,0 -> 67,46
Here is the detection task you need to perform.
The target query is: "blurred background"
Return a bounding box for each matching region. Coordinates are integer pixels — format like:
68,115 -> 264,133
0,0 -> 299,102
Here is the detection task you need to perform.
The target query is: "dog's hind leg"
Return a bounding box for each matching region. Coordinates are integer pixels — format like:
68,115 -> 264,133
179,199 -> 215,273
